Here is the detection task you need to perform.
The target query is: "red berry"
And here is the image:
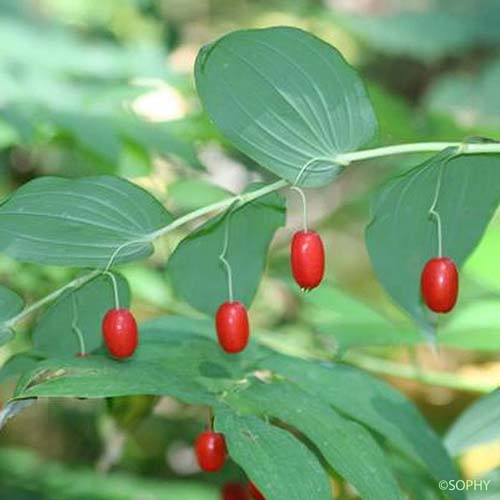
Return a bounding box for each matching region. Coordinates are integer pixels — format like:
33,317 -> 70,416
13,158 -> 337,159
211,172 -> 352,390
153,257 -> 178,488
421,257 -> 459,313
222,482 -> 248,500
248,482 -> 265,500
215,301 -> 250,354
102,308 -> 138,359
290,230 -> 325,290
195,431 -> 227,472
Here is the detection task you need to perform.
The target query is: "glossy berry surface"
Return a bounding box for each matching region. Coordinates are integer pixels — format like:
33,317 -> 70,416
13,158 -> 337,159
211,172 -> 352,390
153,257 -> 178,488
216,301 -> 250,353
195,431 -> 227,472
102,308 -> 138,359
248,482 -> 265,500
290,230 -> 325,290
421,257 -> 459,313
222,482 -> 248,500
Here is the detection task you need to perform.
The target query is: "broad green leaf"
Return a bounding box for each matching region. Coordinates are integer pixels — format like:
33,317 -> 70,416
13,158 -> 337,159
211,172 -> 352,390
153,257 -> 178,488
215,409 -> 331,500
301,283 -> 420,350
439,300 -> 500,351
13,315 -> 264,404
261,354 -> 464,500
227,379 -> 402,500
0,284 -> 24,345
168,185 -> 285,315
445,389 -> 500,456
0,399 -> 36,430
0,351 -> 43,385
32,274 -> 130,357
388,450 -> 444,500
366,151 -> 500,331
0,176 -> 172,267
195,27 -> 376,187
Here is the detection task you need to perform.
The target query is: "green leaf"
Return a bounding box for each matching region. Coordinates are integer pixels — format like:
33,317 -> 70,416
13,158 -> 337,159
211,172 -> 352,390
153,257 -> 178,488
0,351 -> 43,386
0,284 -> 24,345
13,316 -> 264,404
32,274 -> 130,357
168,185 -> 285,315
215,409 -> 331,500
227,378 -> 402,500
195,26 -> 376,187
445,389 -> 500,456
260,354 -> 464,500
0,176 -> 172,267
366,151 -> 500,330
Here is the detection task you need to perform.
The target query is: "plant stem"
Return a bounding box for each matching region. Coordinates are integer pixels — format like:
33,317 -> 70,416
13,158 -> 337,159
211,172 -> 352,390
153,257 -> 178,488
6,140 -> 500,330
345,352 -> 495,394
4,269 -> 101,329
336,142 -> 500,164
3,181 -> 287,329
148,179 -> 288,240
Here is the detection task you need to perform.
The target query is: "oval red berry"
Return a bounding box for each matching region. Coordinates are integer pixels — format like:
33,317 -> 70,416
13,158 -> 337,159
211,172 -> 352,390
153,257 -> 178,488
222,482 -> 248,500
421,257 -> 459,313
248,482 -> 265,500
215,301 -> 250,354
102,308 -> 138,359
195,431 -> 227,472
290,230 -> 325,290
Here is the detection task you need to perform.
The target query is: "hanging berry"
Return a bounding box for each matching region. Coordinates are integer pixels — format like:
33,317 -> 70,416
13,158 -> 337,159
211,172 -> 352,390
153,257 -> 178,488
291,230 -> 325,290
421,257 -> 459,313
289,183 -> 325,291
216,206 -> 250,354
216,301 -> 250,353
195,430 -> 227,472
222,482 -> 248,500
248,482 -> 266,500
102,308 -> 138,358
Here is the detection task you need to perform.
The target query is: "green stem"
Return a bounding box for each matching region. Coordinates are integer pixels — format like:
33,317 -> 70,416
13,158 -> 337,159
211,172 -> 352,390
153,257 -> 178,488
3,181 -> 287,329
336,141 -> 500,164
345,352 -> 495,394
4,270 -> 101,329
6,140 -> 500,330
148,179 -> 288,240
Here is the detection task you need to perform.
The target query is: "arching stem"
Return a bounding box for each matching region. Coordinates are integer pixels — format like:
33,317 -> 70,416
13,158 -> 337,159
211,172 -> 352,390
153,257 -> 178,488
428,168 -> 444,258
290,186 -> 308,232
71,293 -> 86,356
103,271 -> 120,309
219,205 -> 238,303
